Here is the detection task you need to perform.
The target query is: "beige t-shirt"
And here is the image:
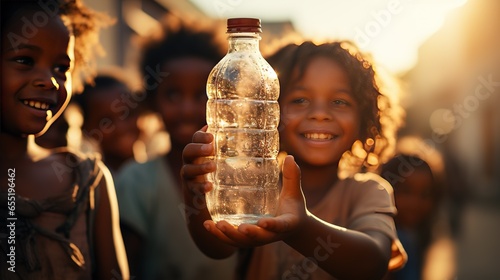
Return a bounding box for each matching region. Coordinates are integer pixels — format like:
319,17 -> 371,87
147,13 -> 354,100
245,172 -> 407,280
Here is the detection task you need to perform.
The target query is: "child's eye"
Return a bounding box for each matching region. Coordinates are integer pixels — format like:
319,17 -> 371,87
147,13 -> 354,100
54,64 -> 70,74
13,56 -> 34,66
333,99 -> 349,106
291,98 -> 307,104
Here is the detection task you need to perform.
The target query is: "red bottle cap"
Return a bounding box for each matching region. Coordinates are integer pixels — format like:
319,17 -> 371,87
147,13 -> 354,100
227,18 -> 262,33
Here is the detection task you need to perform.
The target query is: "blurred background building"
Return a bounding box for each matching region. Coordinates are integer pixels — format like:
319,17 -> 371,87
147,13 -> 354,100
402,0 -> 500,278
84,0 -> 500,278
85,0 -> 301,72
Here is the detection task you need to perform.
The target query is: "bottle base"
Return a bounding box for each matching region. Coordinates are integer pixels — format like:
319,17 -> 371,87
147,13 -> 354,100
212,213 -> 273,226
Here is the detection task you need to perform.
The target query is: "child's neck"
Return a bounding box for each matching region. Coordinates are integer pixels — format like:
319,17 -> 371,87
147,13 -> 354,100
0,132 -> 30,160
0,132 -> 51,177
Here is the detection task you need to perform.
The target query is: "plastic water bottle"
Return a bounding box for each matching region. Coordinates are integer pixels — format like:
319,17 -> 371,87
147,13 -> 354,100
205,18 -> 280,226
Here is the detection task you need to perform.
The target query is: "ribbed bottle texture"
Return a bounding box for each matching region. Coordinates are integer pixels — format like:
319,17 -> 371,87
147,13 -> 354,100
205,18 -> 280,225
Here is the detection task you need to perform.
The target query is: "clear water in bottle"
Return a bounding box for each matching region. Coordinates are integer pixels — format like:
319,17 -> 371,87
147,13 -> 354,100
205,18 -> 280,226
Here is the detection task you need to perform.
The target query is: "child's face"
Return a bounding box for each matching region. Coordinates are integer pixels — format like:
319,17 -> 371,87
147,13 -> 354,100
83,85 -> 141,161
393,167 -> 435,228
154,57 -> 213,149
279,56 -> 360,167
1,9 -> 74,137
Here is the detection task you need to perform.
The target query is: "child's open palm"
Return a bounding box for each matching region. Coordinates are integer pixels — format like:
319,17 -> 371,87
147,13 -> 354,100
182,128 -> 307,248
203,155 -> 306,247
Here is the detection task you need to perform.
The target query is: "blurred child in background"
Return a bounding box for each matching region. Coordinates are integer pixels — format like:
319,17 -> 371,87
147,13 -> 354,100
114,16 -> 237,279
74,70 -> 144,175
381,136 -> 455,280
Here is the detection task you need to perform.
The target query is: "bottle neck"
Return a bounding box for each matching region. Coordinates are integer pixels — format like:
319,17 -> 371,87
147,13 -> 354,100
227,32 -> 261,53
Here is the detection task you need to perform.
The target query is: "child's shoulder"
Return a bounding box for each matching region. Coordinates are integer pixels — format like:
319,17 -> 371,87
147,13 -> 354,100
343,172 -> 394,194
42,147 -> 104,186
7,148 -> 103,201
45,147 -> 101,171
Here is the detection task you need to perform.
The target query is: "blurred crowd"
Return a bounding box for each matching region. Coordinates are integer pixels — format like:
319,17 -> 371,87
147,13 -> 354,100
3,0 -> 499,279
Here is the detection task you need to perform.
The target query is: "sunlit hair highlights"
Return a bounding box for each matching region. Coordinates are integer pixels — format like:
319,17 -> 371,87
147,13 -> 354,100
266,40 -> 404,177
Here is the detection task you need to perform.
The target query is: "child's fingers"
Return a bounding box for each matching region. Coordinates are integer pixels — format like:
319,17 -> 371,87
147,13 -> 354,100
182,142 -> 214,164
238,223 -> 278,240
203,221 -> 240,247
191,127 -> 212,144
181,159 -> 215,179
218,222 -> 273,247
182,128 -> 214,164
281,155 -> 302,199
185,181 -> 213,195
256,214 -> 296,233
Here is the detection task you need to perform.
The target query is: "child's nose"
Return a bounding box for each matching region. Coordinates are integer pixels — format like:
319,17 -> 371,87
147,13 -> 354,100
308,101 -> 332,120
33,71 -> 59,90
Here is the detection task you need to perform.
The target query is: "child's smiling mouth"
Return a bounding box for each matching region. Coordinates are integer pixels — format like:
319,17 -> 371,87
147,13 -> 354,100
303,133 -> 335,140
23,100 -> 52,110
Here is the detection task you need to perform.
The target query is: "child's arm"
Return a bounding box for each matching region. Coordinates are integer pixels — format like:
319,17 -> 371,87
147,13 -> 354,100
93,161 -> 130,279
203,156 -> 392,280
120,224 -> 143,277
181,127 -> 237,259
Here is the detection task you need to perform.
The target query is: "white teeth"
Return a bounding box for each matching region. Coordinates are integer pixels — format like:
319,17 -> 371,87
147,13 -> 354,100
24,100 -> 50,110
304,133 -> 334,140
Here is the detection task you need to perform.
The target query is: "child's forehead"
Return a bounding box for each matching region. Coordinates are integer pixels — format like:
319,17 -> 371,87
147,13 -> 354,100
303,54 -> 344,69
4,5 -> 67,30
4,9 -> 71,41
287,57 -> 350,84
2,9 -> 74,66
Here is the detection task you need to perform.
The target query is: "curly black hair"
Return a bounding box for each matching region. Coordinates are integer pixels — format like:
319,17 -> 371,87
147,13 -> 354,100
266,40 -> 404,175
1,0 -> 111,92
137,16 -> 226,99
73,70 -> 133,120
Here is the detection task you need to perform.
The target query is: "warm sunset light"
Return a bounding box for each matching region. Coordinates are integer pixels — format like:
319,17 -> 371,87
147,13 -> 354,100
190,0 -> 468,74
3,0 -> 499,279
